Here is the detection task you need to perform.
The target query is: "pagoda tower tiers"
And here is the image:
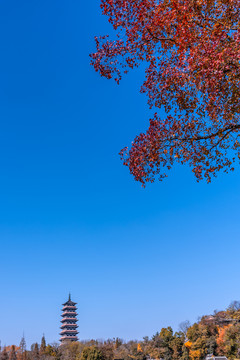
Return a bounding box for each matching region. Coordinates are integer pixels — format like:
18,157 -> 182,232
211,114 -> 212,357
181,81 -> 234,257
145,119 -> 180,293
60,294 -> 79,343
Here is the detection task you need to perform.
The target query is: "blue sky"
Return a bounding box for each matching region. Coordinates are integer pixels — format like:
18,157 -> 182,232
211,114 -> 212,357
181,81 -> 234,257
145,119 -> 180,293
0,0 -> 240,348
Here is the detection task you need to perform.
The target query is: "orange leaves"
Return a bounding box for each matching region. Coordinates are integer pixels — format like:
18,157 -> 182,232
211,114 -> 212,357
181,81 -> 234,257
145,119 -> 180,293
214,324 -> 232,355
189,349 -> 201,360
184,340 -> 192,349
216,325 -> 232,348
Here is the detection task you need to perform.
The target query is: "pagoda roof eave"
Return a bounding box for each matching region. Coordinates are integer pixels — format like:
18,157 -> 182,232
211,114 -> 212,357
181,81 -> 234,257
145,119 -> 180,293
60,338 -> 78,342
61,324 -> 78,328
62,301 -> 77,306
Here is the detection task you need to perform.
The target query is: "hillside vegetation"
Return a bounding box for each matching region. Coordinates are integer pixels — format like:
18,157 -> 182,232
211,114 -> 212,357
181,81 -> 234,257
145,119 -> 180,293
2,302 -> 240,360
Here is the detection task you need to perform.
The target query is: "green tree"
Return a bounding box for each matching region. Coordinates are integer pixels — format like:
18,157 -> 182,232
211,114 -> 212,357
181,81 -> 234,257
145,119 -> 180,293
159,327 -> 174,346
187,324 -> 201,343
206,336 -> 217,355
44,345 -> 57,359
170,332 -> 185,360
159,327 -> 174,359
40,336 -> 46,356
80,347 -> 104,360
181,344 -> 190,360
224,324 -> 240,359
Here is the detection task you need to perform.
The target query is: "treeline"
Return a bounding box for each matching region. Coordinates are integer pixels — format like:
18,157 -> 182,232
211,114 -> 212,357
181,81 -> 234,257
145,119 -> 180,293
2,301 -> 240,360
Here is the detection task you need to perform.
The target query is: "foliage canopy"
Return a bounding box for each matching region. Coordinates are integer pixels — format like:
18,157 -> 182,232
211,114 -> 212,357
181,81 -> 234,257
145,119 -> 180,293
91,0 -> 240,185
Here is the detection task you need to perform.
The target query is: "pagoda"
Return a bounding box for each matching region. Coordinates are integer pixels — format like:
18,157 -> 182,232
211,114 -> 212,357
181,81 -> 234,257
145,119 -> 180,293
60,294 -> 79,343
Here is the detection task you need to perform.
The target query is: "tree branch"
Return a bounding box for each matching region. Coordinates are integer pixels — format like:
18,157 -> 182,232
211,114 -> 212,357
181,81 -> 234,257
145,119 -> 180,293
146,28 -> 176,44
167,124 -> 240,143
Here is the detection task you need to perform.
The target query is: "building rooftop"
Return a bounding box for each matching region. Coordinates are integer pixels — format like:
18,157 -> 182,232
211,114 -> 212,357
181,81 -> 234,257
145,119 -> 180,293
62,293 -> 77,306
206,355 -> 228,360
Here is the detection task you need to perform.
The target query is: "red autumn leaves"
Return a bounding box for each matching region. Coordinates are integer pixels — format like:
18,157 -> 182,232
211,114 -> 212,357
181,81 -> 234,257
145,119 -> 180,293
91,0 -> 240,185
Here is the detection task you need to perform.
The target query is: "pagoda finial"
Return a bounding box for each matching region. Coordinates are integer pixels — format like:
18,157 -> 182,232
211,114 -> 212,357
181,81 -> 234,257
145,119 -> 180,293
69,292 -> 71,301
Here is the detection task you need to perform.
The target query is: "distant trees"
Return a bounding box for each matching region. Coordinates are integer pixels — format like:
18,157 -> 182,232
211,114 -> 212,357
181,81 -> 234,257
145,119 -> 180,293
59,342 -> 81,360
80,347 -> 104,360
99,342 -> 113,360
179,321 -> 191,338
44,344 -> 58,360
228,300 -> 240,312
143,327 -> 185,360
5,301 -> 240,360
19,336 -> 26,360
0,348 -> 9,360
40,336 -> 46,357
31,344 -> 39,360
9,346 -> 17,360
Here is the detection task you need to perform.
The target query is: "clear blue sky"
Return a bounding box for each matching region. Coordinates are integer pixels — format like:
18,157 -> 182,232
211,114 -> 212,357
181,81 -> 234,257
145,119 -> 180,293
0,0 -> 240,349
